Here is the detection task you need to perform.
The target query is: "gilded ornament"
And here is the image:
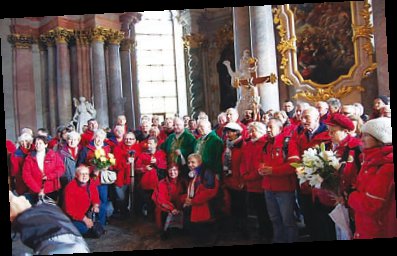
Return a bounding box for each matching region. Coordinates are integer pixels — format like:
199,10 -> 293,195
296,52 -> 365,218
182,33 -> 205,49
8,34 -> 34,49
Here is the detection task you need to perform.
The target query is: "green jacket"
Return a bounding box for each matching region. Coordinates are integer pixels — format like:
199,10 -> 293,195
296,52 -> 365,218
194,130 -> 224,176
161,129 -> 196,166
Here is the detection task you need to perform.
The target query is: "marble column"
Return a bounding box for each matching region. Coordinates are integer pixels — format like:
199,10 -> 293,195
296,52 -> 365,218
90,27 -> 109,128
107,30 -> 125,126
38,41 -> 49,130
183,34 -> 206,119
54,28 -> 73,126
250,5 -> 280,112
8,34 -> 37,134
74,30 -> 92,99
119,12 -> 141,130
69,37 -> 79,100
129,17 -> 142,128
372,0 -> 388,96
233,7 -> 252,69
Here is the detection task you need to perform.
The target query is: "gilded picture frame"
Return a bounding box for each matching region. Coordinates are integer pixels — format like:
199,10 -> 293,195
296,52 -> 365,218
273,1 -> 376,102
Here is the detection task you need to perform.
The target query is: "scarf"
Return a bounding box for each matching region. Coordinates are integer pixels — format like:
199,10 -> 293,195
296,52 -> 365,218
223,136 -> 242,172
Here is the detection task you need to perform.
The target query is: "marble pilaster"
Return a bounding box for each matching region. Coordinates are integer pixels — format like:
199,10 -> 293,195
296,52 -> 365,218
249,6 -> 280,112
54,28 -> 73,126
38,41 -> 49,131
90,27 -> 109,128
107,30 -> 125,126
233,7 -> 251,70
7,34 -> 37,134
120,12 -> 141,130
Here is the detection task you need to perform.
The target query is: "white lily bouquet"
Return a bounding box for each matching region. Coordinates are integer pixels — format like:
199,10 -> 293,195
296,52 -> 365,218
291,142 -> 341,192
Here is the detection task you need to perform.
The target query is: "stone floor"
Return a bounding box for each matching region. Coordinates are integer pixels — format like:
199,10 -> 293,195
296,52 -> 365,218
11,214 -> 310,255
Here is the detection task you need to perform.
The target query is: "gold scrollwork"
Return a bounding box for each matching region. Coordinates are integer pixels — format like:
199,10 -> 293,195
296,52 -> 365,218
275,2 -> 376,102
293,85 -> 365,102
52,27 -> 73,44
107,30 -> 125,45
74,30 -> 90,46
7,34 -> 34,49
90,26 -> 109,43
182,33 -> 205,49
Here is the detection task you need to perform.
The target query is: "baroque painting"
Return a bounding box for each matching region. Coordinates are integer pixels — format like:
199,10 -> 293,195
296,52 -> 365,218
291,2 -> 354,84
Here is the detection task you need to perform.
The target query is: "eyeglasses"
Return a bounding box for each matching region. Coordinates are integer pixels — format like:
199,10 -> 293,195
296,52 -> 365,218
125,138 -> 136,140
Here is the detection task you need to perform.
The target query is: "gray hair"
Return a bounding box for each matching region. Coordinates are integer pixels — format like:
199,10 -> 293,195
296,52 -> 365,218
66,131 -> 81,141
248,121 -> 267,137
18,133 -> 33,143
327,98 -> 342,109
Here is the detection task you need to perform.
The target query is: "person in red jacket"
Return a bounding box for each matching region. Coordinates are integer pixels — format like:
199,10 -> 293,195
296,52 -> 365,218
63,165 -> 100,236
241,121 -> 273,240
182,153 -> 219,241
152,164 -> 186,239
259,118 -> 298,243
348,117 -> 396,239
10,133 -> 34,196
135,136 -> 167,218
222,122 -> 247,236
22,135 -> 65,204
113,132 -> 141,217
7,139 -> 17,190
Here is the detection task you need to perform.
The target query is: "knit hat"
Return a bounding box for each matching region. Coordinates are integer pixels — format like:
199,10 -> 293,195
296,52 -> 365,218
361,117 -> 392,144
377,95 -> 389,105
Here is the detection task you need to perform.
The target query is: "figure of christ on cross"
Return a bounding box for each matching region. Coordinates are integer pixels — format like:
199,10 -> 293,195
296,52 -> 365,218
235,57 -> 276,120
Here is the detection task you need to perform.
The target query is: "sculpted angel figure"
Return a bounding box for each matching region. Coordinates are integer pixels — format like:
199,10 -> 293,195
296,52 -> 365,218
72,97 -> 96,133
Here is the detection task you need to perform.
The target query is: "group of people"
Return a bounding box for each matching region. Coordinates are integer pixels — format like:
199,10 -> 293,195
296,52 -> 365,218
8,95 -> 395,253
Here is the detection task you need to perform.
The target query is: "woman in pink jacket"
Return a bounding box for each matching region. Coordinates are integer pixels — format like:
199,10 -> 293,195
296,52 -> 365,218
348,117 -> 396,239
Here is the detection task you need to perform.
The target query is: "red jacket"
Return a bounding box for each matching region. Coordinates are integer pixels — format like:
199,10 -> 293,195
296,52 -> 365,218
63,179 -> 100,221
313,135 -> 362,206
348,145 -> 396,239
80,130 -> 94,147
182,169 -> 219,223
113,143 -> 141,187
22,150 -> 65,194
222,137 -> 245,191
135,150 -> 167,190
10,147 -> 32,195
240,135 -> 267,193
6,139 -> 16,155
288,123 -> 332,195
152,177 -> 185,228
261,132 -> 297,192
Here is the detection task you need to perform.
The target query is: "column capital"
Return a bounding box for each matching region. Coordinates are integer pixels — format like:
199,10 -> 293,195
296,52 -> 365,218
89,26 -> 109,43
7,34 -> 34,49
52,27 -> 73,44
107,29 -> 125,45
39,33 -> 56,47
215,23 -> 234,49
183,33 -> 205,49
120,12 -> 142,26
120,39 -> 136,51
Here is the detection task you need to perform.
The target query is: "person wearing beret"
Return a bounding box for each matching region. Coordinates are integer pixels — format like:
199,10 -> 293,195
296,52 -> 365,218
348,117 -> 396,239
370,95 -> 389,119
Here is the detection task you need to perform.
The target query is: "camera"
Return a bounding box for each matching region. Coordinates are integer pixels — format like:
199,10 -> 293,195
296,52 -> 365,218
223,166 -> 232,176
128,150 -> 136,157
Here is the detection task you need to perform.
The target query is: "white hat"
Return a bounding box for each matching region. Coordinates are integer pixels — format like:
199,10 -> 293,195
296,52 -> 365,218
361,117 -> 392,144
224,122 -> 243,132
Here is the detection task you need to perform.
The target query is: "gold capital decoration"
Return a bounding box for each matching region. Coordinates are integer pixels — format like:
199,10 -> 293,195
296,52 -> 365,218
182,33 -> 205,49
7,34 -> 34,49
52,27 -> 73,44
293,85 -> 365,102
120,39 -> 135,51
40,32 -> 56,47
106,30 -> 125,45
90,26 -> 109,43
215,24 -> 233,49
74,30 -> 90,46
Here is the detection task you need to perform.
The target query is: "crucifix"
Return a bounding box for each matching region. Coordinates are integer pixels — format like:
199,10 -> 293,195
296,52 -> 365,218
234,57 -> 277,120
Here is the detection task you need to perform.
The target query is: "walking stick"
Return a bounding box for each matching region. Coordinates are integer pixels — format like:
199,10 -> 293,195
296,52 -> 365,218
128,150 -> 135,216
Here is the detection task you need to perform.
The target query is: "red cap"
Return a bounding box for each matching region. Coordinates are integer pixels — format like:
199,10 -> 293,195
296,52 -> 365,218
326,113 -> 355,131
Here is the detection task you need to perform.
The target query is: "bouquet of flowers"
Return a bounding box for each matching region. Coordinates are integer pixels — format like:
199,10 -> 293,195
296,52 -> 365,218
291,142 -> 341,191
91,148 -> 116,170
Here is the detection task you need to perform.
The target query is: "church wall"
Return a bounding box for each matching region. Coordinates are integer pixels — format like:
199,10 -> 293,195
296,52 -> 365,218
1,18 -> 16,141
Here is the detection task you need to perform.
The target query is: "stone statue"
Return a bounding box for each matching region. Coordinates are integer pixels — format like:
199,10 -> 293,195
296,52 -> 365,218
72,96 -> 96,133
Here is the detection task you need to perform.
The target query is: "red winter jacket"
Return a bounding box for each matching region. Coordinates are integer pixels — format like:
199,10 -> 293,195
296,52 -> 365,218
313,135 -> 362,206
10,147 -> 32,195
135,150 -> 167,190
22,150 -> 65,194
222,137 -> 245,191
240,135 -> 267,193
348,145 -> 396,239
63,179 -> 100,221
113,143 -> 141,187
261,132 -> 297,192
